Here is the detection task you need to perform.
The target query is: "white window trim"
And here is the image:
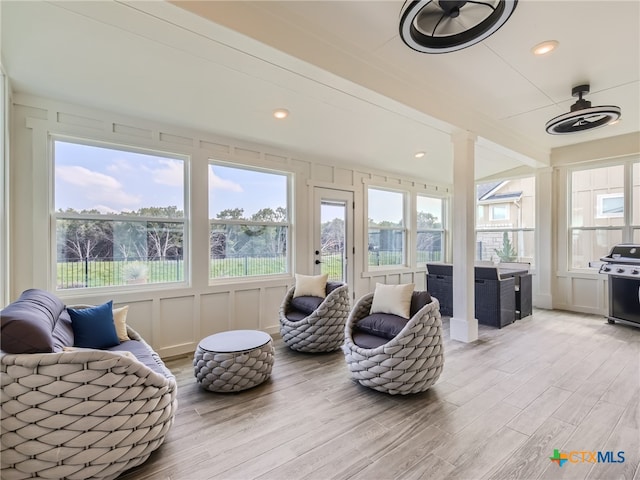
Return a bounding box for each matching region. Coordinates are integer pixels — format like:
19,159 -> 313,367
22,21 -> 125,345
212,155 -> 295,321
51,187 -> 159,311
51,136 -> 190,292
367,186 -> 408,269
208,161 -> 292,281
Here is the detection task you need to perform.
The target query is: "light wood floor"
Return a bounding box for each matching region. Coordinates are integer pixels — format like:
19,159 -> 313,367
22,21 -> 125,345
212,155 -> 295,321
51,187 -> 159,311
119,309 -> 640,480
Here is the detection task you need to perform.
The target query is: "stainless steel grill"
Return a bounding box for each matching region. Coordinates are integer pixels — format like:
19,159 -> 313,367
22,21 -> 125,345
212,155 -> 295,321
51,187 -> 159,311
599,244 -> 640,326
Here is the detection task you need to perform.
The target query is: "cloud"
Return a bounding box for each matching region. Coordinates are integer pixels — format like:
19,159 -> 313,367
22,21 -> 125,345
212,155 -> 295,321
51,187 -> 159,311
92,204 -> 119,214
209,168 -> 243,192
151,159 -> 184,187
56,165 -> 141,210
106,158 -> 135,173
57,165 -> 122,189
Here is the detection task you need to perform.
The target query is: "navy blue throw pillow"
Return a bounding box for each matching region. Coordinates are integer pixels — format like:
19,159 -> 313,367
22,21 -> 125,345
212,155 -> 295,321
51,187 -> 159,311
68,301 -> 120,349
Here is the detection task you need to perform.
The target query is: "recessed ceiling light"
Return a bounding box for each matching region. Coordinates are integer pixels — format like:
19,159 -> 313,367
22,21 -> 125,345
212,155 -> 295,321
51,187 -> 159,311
273,109 -> 289,119
532,40 -> 558,56
414,151 -> 426,159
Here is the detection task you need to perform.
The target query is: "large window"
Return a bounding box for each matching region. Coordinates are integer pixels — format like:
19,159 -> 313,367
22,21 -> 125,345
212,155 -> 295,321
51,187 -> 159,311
416,195 -> 444,264
209,164 -> 290,278
54,139 -> 187,290
570,162 -> 639,269
368,188 -> 406,267
476,177 -> 535,266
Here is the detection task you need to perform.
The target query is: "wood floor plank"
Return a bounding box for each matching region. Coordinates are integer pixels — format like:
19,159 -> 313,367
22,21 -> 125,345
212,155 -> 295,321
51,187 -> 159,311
433,401 -> 521,465
507,386 -> 573,435
482,417 -> 576,480
441,426 -> 528,479
348,424 -> 450,480
551,380 -> 611,426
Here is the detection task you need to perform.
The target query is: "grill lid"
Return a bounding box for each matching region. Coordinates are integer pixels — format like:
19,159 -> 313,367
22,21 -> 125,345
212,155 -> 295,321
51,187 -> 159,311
601,244 -> 640,264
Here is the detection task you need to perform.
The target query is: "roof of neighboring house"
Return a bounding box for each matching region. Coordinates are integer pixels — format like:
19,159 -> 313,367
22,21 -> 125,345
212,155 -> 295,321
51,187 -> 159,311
476,181 -> 503,201
477,181 -> 522,202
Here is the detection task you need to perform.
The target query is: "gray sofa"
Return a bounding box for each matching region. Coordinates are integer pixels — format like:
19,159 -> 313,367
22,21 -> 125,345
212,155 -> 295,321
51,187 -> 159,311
1,289 -> 177,480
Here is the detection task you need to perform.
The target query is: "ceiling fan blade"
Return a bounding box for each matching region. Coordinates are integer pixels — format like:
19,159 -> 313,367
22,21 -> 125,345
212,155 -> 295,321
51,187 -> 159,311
454,2 -> 499,30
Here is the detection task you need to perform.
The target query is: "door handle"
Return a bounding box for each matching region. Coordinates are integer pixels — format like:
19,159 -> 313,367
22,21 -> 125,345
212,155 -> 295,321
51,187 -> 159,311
315,260 -> 322,265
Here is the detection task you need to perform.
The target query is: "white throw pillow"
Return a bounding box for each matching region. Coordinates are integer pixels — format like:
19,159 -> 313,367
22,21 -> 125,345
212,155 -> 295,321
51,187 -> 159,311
113,305 -> 130,342
370,283 -> 414,319
293,273 -> 328,298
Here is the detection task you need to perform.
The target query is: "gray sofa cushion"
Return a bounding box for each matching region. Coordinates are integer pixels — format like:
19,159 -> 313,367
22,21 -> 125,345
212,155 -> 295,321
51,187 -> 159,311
290,295 -> 324,315
109,340 -> 167,377
285,310 -> 308,322
355,312 -> 408,340
352,331 -> 388,349
0,289 -> 66,353
52,309 -> 74,352
410,290 -> 432,316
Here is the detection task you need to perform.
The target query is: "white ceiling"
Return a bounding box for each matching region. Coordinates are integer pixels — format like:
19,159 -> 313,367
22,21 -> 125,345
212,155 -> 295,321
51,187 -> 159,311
2,1 -> 639,185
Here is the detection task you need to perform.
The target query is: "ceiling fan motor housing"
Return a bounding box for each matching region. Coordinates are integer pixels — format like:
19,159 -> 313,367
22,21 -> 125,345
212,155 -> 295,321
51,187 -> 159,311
570,84 -> 591,111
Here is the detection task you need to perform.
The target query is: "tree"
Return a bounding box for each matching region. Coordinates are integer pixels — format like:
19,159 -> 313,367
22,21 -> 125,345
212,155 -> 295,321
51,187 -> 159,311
57,208 -> 112,261
494,231 -> 517,262
216,208 -> 244,220
321,218 -> 344,253
135,206 -> 184,259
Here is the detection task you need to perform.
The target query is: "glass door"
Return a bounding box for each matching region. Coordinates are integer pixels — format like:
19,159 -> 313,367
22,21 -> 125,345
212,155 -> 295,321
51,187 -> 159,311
313,188 -> 354,289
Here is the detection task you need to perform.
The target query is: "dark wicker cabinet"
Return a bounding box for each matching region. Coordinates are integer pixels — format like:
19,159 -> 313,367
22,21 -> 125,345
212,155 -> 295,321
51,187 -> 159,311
426,264 -> 453,317
515,273 -> 532,319
426,263 -> 530,328
474,267 -> 516,328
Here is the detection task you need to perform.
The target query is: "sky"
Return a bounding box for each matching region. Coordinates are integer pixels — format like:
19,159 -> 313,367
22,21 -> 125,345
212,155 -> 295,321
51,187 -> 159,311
54,141 -> 286,218
55,140 -> 441,222
55,141 -> 185,214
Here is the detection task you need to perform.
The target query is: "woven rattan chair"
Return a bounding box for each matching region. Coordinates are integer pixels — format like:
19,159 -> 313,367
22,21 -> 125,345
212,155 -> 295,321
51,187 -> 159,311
1,323 -> 177,480
279,282 -> 350,352
343,291 -> 444,395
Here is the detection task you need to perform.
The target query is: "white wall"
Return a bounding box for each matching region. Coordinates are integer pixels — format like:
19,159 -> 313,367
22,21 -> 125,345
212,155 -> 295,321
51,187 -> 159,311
9,94 -> 447,357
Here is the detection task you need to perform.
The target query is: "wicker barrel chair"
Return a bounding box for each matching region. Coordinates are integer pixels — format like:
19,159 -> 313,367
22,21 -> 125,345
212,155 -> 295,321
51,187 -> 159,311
279,281 -> 350,353
343,288 -> 444,395
1,294 -> 177,480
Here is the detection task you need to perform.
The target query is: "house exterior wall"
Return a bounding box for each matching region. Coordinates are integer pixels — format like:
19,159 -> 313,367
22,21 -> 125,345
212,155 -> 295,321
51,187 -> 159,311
9,93 -> 449,357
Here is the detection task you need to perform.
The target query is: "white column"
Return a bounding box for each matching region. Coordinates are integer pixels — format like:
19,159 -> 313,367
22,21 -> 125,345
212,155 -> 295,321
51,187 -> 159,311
450,130 -> 478,342
534,167 -> 553,308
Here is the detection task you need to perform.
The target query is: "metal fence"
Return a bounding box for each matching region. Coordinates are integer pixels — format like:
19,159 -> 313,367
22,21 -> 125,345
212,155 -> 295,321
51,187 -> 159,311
210,253 -> 287,278
57,256 -> 183,289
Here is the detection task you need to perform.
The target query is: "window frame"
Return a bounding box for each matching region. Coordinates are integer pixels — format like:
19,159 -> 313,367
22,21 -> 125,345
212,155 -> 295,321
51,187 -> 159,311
415,194 -> 445,266
569,159 -> 638,271
596,193 -> 624,219
208,161 -> 292,282
489,204 -> 509,221
475,176 -> 536,267
366,186 -> 408,270
51,135 -> 190,292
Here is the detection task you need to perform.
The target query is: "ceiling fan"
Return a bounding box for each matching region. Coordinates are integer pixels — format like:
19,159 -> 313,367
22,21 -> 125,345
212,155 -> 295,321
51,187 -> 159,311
545,85 -> 622,135
399,0 -> 518,54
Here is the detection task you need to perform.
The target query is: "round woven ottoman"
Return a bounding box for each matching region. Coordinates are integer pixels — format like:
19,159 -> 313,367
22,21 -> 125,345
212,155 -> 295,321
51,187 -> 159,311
194,330 -> 274,392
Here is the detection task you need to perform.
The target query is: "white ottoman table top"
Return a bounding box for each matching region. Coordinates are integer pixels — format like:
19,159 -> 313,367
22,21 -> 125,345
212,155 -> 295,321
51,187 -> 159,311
199,329 -> 271,353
